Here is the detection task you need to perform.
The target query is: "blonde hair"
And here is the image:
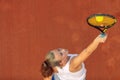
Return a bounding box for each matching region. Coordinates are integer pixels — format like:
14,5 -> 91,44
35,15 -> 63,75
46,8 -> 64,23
41,51 -> 60,77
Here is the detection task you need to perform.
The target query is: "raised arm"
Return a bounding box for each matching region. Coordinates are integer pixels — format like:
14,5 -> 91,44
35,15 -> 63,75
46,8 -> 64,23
70,34 -> 107,69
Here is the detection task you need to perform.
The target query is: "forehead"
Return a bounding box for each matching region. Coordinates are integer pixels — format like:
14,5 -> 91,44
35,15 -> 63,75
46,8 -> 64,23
51,48 -> 63,59
53,48 -> 66,52
52,49 -> 61,56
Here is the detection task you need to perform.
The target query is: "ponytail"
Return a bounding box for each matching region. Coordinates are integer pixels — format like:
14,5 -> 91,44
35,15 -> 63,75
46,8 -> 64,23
41,60 -> 54,77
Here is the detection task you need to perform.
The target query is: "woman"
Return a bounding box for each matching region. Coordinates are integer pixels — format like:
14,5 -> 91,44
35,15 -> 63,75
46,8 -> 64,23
41,34 -> 107,80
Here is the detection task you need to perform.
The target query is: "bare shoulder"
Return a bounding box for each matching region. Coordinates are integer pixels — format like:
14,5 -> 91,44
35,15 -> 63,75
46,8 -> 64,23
69,56 -> 82,72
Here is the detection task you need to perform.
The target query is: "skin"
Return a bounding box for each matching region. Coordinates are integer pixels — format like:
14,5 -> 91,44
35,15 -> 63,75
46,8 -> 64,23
43,34 -> 107,80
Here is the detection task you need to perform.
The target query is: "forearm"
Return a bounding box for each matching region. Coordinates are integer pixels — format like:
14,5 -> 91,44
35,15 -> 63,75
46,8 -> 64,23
78,40 -> 100,62
70,34 -> 107,69
71,40 -> 100,69
78,34 -> 107,62
85,39 -> 100,54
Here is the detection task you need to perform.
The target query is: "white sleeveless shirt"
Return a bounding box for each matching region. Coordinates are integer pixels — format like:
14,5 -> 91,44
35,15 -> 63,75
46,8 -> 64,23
56,54 -> 86,80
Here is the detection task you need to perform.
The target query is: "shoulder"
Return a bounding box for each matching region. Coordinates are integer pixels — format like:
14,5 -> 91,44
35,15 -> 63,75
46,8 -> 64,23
68,53 -> 78,62
68,54 -> 78,65
68,53 -> 78,56
69,54 -> 83,72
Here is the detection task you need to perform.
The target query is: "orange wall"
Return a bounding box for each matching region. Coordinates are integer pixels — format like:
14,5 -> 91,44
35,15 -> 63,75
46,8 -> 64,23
0,0 -> 120,80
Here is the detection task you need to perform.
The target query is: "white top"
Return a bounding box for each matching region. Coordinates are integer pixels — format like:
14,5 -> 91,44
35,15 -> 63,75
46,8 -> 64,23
56,54 -> 86,80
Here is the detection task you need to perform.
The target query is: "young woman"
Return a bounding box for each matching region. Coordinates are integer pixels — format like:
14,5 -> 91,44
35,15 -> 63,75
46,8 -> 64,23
41,34 -> 107,80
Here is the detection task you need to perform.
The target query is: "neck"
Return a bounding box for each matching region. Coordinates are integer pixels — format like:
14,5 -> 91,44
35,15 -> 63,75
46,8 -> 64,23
54,56 -> 71,73
62,56 -> 70,67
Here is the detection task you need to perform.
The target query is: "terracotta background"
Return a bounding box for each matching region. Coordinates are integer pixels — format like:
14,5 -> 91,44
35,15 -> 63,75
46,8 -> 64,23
0,0 -> 120,80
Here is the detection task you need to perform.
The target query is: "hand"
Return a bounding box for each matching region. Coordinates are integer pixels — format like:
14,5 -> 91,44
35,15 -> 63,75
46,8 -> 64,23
94,34 -> 108,43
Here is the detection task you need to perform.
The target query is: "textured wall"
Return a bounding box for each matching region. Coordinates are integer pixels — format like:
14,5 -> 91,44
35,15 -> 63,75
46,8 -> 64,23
0,0 -> 120,80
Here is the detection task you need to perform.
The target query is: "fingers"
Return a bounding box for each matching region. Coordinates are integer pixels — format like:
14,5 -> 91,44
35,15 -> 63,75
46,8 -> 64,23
102,35 -> 108,43
99,34 -> 108,43
95,33 -> 108,43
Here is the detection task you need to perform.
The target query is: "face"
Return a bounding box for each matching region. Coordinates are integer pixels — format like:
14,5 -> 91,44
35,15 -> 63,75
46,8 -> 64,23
52,48 -> 69,66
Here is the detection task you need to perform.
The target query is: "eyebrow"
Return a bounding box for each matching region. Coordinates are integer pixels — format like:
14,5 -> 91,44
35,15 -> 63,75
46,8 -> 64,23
57,48 -> 63,56
57,48 -> 61,51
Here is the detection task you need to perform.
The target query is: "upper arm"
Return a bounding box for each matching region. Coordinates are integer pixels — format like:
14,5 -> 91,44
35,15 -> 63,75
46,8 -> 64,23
70,49 -> 87,69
